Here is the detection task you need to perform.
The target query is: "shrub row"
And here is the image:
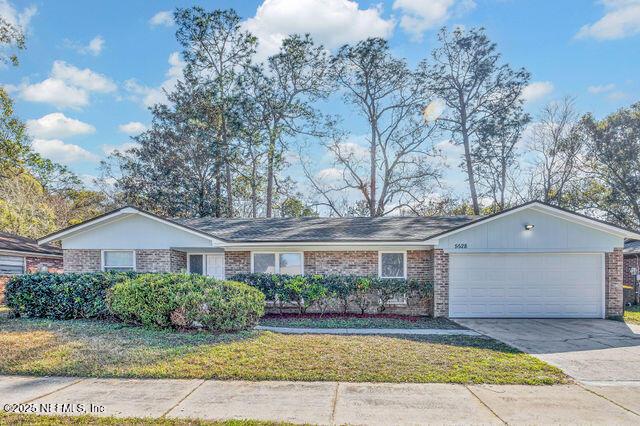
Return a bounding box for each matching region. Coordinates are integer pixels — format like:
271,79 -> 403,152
5,272 -> 265,332
5,272 -> 136,319
108,273 -> 264,331
229,273 -> 432,314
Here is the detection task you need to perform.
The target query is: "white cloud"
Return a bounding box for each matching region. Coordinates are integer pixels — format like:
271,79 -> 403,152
316,167 -> 344,182
607,90 -> 629,101
31,139 -> 99,164
243,0 -> 395,61
20,78 -> 89,109
576,0 -> 640,40
0,0 -> 37,31
393,0 -> 475,39
588,83 -> 616,94
118,121 -> 146,135
125,52 -> 184,108
26,113 -> 95,139
18,60 -> 116,109
436,139 -> 464,167
65,35 -> 105,56
150,10 -> 174,27
522,81 -> 554,103
102,141 -> 139,155
51,60 -> 116,93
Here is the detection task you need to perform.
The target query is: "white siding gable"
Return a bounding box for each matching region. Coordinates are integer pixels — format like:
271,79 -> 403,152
62,214 -> 215,249
437,207 -> 623,253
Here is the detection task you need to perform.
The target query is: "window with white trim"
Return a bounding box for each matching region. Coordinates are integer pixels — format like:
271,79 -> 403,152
379,252 -> 407,304
0,255 -> 24,275
252,252 -> 303,275
103,250 -> 135,272
379,252 -> 406,278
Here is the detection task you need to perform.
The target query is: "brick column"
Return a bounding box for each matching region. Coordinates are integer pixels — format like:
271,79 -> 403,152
432,249 -> 449,318
605,248 -> 624,318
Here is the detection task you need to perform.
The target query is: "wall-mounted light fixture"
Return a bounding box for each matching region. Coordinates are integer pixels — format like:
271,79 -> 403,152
524,224 -> 535,231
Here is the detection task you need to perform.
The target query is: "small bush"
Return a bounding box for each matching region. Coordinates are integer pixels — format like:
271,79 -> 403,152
177,279 -> 265,331
107,273 -> 265,331
5,272 -> 136,319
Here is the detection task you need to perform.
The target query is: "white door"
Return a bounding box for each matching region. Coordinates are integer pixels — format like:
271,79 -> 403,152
449,253 -> 604,318
206,254 -> 225,279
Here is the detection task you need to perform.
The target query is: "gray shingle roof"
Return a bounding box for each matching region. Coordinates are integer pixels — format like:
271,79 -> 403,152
0,231 -> 62,256
625,239 -> 640,255
173,215 -> 478,243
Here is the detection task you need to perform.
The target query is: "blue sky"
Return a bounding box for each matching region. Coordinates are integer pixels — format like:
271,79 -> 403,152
1,0 -> 639,194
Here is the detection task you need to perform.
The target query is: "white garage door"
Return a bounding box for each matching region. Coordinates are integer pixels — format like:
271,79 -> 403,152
449,253 -> 604,318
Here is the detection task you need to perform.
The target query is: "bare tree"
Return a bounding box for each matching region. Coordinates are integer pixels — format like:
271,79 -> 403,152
423,27 -> 530,214
306,38 -> 441,217
473,110 -> 529,212
526,97 -> 581,205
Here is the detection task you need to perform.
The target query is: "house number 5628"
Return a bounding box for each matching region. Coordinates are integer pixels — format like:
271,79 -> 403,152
454,243 -> 467,249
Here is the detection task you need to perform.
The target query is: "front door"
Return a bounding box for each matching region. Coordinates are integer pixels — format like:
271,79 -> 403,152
206,254 -> 225,279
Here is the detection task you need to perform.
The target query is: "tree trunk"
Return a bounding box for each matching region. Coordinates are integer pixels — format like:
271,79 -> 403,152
369,121 -> 377,217
266,135 -> 276,218
459,100 -> 479,215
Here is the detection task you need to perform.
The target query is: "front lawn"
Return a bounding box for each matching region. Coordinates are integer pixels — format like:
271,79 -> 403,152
259,313 -> 463,329
0,412 -> 287,426
0,318 -> 566,385
624,305 -> 640,324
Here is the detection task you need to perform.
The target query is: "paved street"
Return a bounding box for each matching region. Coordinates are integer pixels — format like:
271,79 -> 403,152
2,375 -> 640,425
455,319 -> 640,383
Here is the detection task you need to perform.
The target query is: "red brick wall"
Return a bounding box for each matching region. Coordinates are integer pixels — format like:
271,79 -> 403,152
605,248 -> 624,318
304,251 -> 378,275
25,256 -> 63,273
432,249 -> 449,318
135,250 -> 171,272
225,251 -> 251,277
64,249 -> 101,272
624,256 -> 639,286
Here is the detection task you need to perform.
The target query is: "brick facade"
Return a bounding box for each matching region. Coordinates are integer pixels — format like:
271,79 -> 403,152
225,251 -> 251,277
624,256 -> 639,286
135,250 -> 172,272
170,250 -> 187,272
25,256 -> 64,273
63,249 -> 101,272
304,251 -> 378,275
605,248 -> 624,318
432,249 -> 449,318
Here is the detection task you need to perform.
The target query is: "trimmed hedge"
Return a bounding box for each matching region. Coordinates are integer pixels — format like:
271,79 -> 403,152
107,273 -> 265,331
5,272 -> 136,319
229,273 -> 432,314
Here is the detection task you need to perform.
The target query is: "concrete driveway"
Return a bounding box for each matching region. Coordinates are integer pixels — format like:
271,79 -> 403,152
455,318 -> 640,384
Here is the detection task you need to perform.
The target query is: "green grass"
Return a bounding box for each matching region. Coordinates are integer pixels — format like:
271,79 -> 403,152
0,318 -> 566,385
0,412 -> 290,425
624,305 -> 640,324
259,314 -> 463,329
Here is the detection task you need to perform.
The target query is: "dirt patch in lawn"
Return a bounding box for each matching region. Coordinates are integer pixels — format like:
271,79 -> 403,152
0,318 -> 567,385
259,313 -> 463,329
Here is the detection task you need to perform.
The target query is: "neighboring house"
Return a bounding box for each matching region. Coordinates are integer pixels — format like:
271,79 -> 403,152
623,240 -> 640,304
39,201 -> 640,319
0,231 -> 63,303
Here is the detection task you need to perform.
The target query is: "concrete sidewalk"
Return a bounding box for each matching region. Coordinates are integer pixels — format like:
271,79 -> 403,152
2,375 -> 640,425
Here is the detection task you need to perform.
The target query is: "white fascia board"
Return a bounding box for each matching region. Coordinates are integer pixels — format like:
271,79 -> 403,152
222,241 -> 433,251
423,202 -> 640,244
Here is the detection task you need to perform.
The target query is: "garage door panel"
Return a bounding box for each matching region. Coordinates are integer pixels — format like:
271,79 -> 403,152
449,253 -> 603,318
